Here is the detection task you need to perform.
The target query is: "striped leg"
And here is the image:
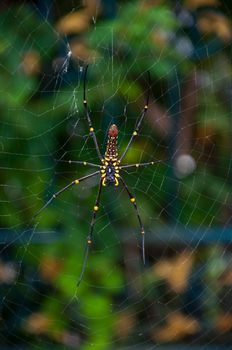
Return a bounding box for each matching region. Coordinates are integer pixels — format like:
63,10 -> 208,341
33,171 -> 100,220
83,65 -> 103,161
59,159 -> 101,168
120,177 -> 145,265
120,160 -> 162,170
77,180 -> 103,286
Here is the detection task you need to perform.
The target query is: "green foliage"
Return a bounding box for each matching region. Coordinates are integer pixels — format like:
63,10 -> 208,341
1,1 -> 232,349
88,2 -> 189,94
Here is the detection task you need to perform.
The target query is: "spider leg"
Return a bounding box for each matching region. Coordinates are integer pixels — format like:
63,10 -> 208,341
33,171 -> 100,220
120,71 -> 151,162
120,176 -> 145,265
120,160 -> 162,170
59,160 -> 101,168
83,65 -> 103,162
77,180 -> 103,287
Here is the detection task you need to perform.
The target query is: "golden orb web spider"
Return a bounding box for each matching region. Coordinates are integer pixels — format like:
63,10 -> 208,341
34,65 -> 160,286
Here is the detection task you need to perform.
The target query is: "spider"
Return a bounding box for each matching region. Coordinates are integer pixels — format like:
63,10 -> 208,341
34,66 -> 159,286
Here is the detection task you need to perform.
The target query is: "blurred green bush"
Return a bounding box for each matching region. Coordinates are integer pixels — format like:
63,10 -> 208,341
1,1 -> 232,349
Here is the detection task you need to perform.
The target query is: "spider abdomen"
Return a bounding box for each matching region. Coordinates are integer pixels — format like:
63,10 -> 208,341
101,124 -> 120,186
105,124 -> 118,159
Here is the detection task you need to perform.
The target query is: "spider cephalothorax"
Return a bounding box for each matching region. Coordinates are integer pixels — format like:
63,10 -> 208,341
34,65 -> 156,286
101,124 -> 120,186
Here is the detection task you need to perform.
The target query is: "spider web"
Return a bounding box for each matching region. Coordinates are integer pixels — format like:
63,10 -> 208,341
1,0 -> 232,349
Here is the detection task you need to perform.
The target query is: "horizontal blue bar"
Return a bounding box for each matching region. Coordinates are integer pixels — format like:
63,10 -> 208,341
146,225 -> 232,246
0,226 -> 232,245
122,225 -> 232,247
0,228 -> 59,244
